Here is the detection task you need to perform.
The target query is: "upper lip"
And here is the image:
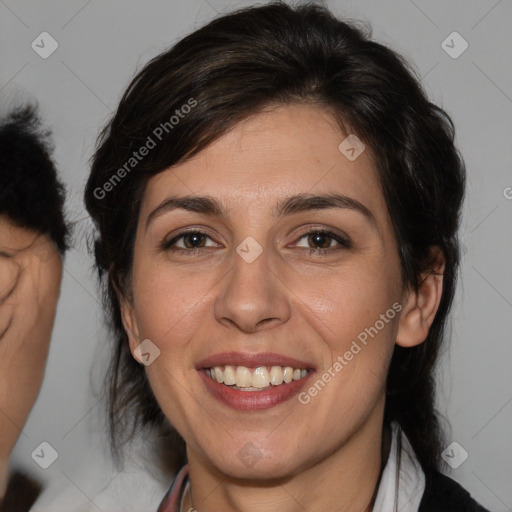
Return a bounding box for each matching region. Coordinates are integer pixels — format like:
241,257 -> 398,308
196,352 -> 315,370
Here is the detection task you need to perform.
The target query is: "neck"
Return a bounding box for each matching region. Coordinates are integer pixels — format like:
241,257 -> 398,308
185,402 -> 387,512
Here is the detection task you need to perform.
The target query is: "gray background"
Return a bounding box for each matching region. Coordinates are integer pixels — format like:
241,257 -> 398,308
1,0 -> 511,510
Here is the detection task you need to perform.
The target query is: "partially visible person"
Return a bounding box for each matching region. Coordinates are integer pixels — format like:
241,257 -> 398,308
0,105 -> 69,511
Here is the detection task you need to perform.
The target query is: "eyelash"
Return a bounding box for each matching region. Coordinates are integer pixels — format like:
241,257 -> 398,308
160,228 -> 351,256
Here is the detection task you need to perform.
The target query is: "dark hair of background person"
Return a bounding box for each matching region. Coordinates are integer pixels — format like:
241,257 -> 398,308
0,104 -> 69,254
0,104 -> 69,511
84,1 -> 465,474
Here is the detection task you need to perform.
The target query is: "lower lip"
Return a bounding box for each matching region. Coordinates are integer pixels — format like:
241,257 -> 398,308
198,369 -> 315,411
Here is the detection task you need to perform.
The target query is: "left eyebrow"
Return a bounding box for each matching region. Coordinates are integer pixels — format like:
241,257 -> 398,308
274,193 -> 376,226
145,192 -> 376,231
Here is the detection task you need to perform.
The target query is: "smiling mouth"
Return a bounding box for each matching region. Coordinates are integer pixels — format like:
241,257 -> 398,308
204,365 -> 310,391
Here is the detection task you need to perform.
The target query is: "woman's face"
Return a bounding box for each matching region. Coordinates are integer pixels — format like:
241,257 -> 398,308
123,104 -> 406,479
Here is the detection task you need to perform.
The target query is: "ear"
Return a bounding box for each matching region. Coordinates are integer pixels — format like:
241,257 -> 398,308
396,246 -> 445,348
117,286 -> 141,357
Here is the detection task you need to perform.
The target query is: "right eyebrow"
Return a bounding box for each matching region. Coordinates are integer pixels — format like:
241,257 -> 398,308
146,195 -> 225,229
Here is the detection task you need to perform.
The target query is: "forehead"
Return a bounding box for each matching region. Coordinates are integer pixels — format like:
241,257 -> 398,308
140,104 -> 387,226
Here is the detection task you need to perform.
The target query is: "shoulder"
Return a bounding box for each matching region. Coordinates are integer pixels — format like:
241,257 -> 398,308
419,469 -> 491,512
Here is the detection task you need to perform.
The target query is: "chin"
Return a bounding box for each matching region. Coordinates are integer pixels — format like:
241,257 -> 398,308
197,437 -> 309,482
215,456 -> 298,481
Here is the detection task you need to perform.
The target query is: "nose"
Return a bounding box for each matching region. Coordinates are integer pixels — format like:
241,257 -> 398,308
214,242 -> 291,334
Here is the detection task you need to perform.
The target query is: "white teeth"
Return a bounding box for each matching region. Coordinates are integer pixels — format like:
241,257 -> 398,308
214,367 -> 224,384
269,366 -> 284,386
235,366 -> 252,387
206,364 -> 309,390
223,365 -> 236,385
251,367 -> 270,388
283,367 -> 293,383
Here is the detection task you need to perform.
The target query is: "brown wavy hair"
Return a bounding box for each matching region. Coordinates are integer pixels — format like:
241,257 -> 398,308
84,1 -> 465,473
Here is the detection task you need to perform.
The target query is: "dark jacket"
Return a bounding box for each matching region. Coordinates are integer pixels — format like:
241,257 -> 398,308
419,470 -> 491,512
0,472 -> 42,512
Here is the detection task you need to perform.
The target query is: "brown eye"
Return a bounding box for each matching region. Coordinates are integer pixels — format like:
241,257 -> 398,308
295,229 -> 351,253
307,232 -> 333,249
181,232 -> 207,248
162,230 -> 220,252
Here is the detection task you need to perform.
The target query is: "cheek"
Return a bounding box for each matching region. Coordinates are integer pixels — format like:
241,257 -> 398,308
294,252 -> 400,345
294,258 -> 400,405
132,263 -> 211,346
130,266 -> 208,432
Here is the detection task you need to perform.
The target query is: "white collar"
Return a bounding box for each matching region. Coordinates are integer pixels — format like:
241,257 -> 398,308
372,423 -> 426,512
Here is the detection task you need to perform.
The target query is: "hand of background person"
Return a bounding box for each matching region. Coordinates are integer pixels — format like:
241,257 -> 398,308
0,216 -> 63,498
